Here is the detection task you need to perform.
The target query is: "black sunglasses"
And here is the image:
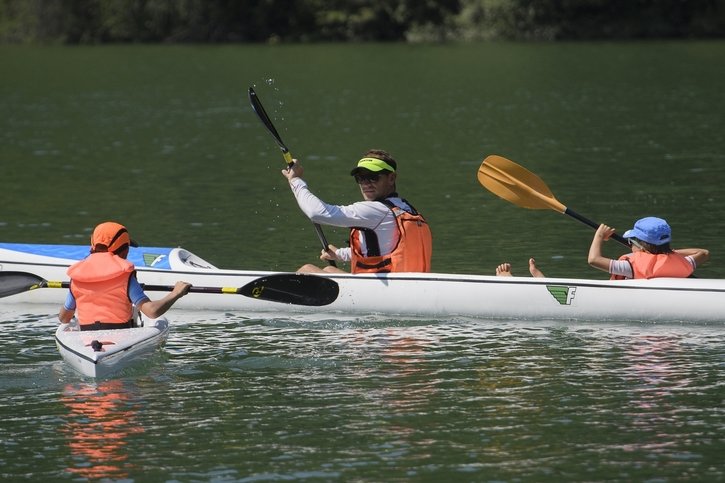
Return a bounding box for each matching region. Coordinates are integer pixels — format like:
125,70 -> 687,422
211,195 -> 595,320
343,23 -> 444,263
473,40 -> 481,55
354,173 -> 382,184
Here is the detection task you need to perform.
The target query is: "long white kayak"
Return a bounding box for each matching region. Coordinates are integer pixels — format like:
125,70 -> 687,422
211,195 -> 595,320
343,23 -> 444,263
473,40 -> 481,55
2,242 -> 725,324
55,316 -> 169,378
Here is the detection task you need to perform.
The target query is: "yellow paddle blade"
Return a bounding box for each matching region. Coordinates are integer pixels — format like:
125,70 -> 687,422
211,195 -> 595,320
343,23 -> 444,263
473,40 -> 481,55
477,155 -> 567,213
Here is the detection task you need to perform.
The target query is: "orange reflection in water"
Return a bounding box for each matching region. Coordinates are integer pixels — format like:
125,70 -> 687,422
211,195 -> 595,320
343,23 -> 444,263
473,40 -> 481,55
61,379 -> 143,479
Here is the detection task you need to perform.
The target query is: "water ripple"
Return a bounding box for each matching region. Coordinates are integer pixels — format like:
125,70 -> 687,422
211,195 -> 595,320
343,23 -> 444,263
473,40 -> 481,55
1,308 -> 724,481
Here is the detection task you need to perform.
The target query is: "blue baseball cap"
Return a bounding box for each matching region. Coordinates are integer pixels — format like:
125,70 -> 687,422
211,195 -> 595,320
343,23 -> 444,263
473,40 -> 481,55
622,217 -> 671,245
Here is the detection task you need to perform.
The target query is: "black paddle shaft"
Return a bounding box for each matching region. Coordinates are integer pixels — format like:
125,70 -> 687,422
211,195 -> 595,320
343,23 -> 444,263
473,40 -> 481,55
564,208 -> 629,247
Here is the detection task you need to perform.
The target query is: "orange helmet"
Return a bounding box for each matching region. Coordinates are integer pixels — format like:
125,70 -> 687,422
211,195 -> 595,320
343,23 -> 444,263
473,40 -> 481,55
90,221 -> 138,254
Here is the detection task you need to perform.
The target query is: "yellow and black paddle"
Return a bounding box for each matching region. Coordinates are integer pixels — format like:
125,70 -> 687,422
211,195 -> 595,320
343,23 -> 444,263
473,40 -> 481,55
248,86 -> 337,267
0,271 -> 339,306
477,155 -> 629,247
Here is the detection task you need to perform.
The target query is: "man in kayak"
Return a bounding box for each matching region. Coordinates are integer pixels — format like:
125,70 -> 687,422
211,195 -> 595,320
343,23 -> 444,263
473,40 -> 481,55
58,221 -> 191,330
589,216 -> 709,279
282,149 -> 432,273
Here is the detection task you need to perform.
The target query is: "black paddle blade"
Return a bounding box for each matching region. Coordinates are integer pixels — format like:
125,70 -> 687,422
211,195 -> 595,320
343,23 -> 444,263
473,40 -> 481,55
239,273 -> 339,306
0,271 -> 47,298
248,87 -> 288,151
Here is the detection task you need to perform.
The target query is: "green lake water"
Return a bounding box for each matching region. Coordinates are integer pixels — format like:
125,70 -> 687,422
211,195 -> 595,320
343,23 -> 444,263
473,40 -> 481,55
1,42 -> 724,481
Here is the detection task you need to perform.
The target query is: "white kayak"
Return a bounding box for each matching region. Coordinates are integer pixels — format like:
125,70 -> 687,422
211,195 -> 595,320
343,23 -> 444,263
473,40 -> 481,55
55,316 -> 169,378
2,242 -> 725,324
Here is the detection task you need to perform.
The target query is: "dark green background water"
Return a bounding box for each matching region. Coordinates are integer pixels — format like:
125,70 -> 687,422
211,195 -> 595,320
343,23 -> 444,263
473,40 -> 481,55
2,42 -> 724,278
1,43 -> 724,481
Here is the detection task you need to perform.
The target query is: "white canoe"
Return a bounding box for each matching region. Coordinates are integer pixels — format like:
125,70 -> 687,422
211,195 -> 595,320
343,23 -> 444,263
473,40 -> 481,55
2,242 -> 725,324
55,316 -> 169,378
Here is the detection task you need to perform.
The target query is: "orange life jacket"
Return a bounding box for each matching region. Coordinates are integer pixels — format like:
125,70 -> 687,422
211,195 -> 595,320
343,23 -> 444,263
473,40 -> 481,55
67,252 -> 136,325
350,198 -> 432,274
611,251 -> 693,280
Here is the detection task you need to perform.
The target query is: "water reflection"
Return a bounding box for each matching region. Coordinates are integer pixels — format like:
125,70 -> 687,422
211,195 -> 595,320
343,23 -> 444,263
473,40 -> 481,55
381,328 -> 438,401
622,334 -> 689,409
61,380 -> 143,479
614,332 -> 704,460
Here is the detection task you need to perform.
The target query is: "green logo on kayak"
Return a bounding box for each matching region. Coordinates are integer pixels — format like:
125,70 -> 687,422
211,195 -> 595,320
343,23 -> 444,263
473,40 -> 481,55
142,253 -> 167,267
547,285 -> 576,305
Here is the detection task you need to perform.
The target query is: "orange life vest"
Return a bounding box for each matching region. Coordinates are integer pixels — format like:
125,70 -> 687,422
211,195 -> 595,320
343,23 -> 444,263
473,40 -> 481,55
350,198 -> 432,274
67,252 -> 136,326
611,251 -> 693,280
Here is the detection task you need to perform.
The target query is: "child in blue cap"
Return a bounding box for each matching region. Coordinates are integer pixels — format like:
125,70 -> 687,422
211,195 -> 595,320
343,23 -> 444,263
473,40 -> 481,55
588,217 -> 709,279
